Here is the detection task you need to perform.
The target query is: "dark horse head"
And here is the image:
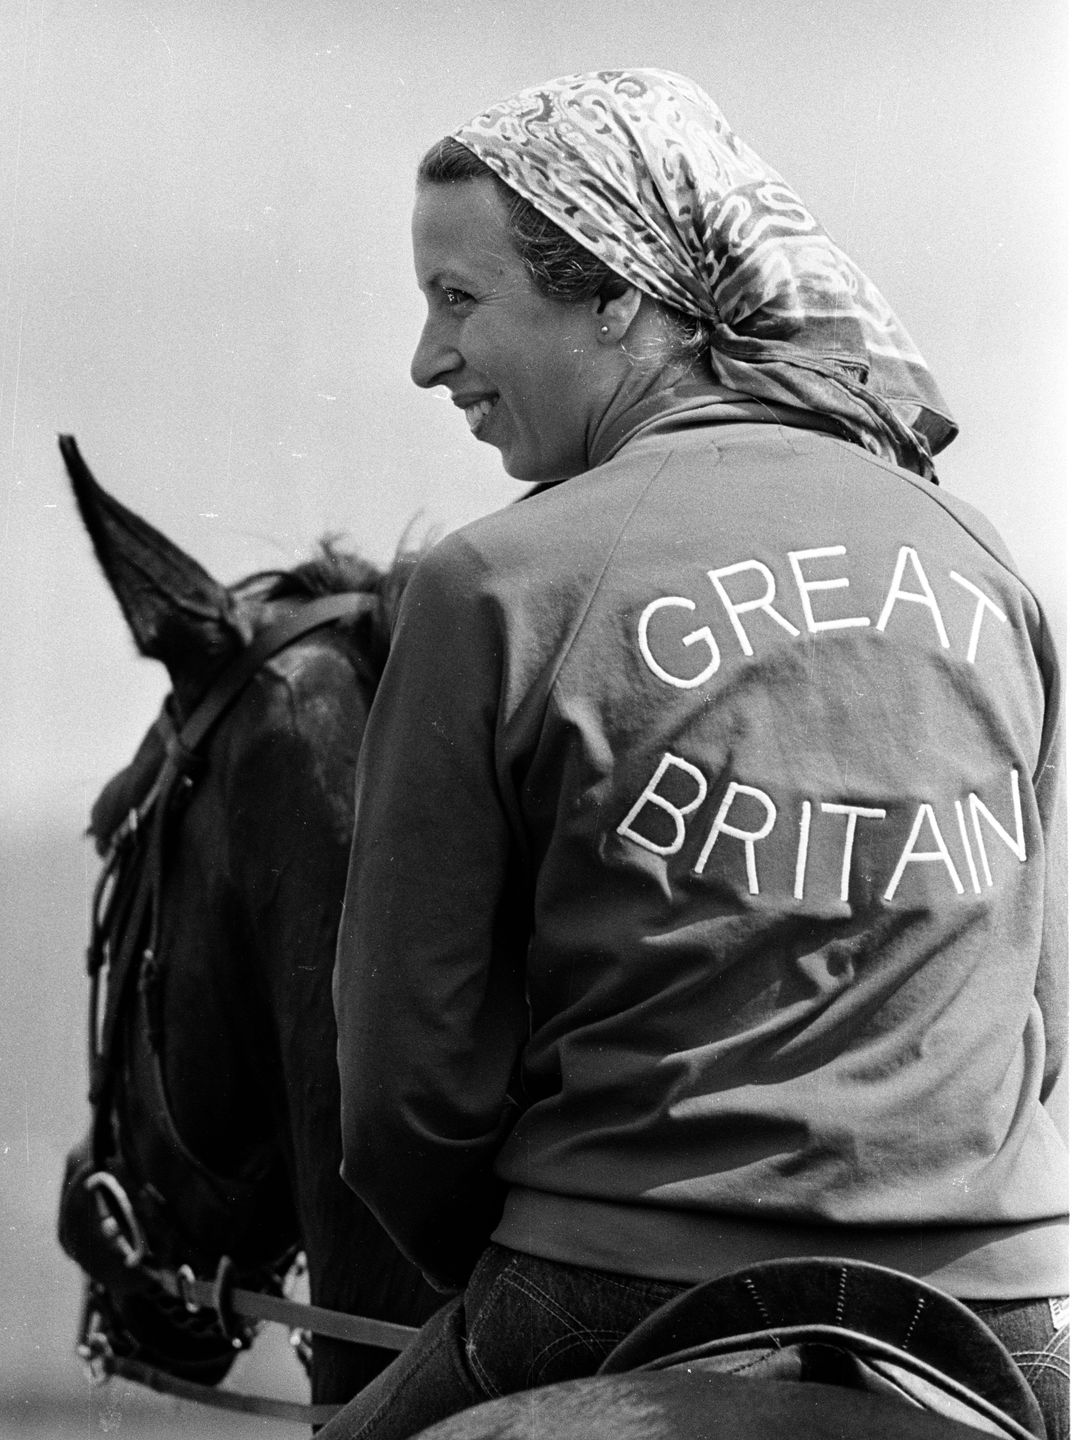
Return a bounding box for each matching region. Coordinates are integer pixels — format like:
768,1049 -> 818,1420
55,438 -> 439,1409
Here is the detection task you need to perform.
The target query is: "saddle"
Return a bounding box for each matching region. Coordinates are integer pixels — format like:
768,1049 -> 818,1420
414,1257 -> 1046,1440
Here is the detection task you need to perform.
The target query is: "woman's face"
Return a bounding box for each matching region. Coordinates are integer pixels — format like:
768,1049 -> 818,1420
410,177 -> 610,484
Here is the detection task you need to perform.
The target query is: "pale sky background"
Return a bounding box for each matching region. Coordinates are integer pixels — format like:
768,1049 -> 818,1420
0,0 -> 1071,826
0,0 -> 1070,1430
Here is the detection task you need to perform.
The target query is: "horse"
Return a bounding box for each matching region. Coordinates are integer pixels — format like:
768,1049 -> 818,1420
55,435 -> 442,1423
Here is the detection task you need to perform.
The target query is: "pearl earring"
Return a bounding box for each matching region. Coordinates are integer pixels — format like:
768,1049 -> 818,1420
600,324 -> 610,336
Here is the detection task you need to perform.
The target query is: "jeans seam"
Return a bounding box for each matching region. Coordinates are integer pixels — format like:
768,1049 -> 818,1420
527,1330 -> 619,1386
502,1266 -> 679,1320
464,1338 -> 500,1401
467,1257 -> 593,1401
576,1272 -> 681,1303
527,1328 -> 626,1388
473,1266 -> 629,1391
468,1250 -> 527,1339
502,1270 -> 601,1338
1012,1345 -> 1071,1383
1020,1360 -> 1071,1382
504,1272 -> 611,1377
343,1315 -> 460,1439
464,1257 -> 524,1402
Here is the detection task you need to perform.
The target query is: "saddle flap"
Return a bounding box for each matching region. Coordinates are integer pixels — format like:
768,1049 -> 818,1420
599,1258 -> 1045,1440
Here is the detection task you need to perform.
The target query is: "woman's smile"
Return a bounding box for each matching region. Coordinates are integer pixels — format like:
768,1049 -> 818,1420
462,396 -> 497,434
411,177 -> 610,483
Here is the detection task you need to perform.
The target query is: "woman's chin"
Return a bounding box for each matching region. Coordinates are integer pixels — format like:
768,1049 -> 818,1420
497,445 -> 535,482
500,449 -> 582,486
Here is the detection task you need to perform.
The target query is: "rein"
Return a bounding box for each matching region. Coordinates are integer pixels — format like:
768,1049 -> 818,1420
78,591 -> 419,1425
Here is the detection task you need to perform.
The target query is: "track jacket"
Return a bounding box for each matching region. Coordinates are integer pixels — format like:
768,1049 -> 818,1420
334,393 -> 1067,1300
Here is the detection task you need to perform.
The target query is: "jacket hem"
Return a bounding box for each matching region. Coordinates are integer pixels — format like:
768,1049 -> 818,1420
491,1188 -> 1069,1300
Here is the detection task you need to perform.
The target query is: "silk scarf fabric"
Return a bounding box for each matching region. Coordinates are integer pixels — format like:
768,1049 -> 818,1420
454,69 -> 957,479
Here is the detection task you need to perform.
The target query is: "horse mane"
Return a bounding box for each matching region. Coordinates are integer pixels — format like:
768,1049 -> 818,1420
233,537 -> 425,678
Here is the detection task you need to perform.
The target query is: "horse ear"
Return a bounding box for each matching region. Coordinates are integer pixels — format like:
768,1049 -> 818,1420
59,435 -> 249,697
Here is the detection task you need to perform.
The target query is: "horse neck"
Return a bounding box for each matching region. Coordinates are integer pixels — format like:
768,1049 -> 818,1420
147,599 -> 439,1398
218,616 -> 442,1396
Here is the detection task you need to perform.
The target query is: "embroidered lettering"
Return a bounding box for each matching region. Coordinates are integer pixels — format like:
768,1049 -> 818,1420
794,799 -> 812,900
949,571 -> 1008,663
636,542 -> 1016,686
788,547 -> 871,633
693,782 -> 777,892
954,798 -> 982,894
883,803 -> 965,902
876,546 -> 950,648
618,752 -> 708,856
638,596 -> 721,689
968,769 -> 1026,887
616,764 -> 1028,910
707,560 -> 800,657
820,803 -> 888,902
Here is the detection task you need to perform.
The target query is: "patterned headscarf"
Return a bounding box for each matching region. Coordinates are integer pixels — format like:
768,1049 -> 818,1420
454,69 -> 956,479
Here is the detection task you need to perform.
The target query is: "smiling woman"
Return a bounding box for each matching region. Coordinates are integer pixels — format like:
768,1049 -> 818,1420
325,68 -> 1067,1440
409,168 -> 707,483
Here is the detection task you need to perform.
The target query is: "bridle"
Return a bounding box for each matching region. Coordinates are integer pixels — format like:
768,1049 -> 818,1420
74,591 -> 418,1426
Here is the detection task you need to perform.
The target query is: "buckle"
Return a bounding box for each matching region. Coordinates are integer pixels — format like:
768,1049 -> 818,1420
84,1170 -> 149,1269
289,1324 -> 314,1376
75,1285 -> 115,1386
176,1263 -> 201,1314
212,1256 -> 248,1350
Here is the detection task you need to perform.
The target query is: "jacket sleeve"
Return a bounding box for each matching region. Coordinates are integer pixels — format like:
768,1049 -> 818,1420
1032,616 -> 1068,1138
332,534 -> 530,1292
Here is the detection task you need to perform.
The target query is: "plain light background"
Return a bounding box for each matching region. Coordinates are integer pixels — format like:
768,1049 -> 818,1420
0,2 -> 1069,1433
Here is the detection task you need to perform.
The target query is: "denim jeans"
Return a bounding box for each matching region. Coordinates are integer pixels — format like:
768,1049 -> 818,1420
966,1296 -> 1070,1440
316,1245 -> 1069,1440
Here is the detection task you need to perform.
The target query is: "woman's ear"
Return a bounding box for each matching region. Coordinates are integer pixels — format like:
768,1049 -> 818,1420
594,285 -> 643,344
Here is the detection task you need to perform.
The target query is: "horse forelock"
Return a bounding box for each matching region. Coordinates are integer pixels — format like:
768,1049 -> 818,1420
235,537 -> 425,682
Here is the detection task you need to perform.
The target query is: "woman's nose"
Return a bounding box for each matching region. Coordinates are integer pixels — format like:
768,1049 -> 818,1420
410,313 -> 459,390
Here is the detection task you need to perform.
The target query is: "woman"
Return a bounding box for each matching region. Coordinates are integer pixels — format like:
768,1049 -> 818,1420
327,70 -> 1067,1439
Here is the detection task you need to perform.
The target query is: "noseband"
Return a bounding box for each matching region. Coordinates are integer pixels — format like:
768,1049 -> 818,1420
72,592 -> 418,1425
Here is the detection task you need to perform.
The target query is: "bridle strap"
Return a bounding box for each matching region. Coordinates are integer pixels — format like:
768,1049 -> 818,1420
166,1266 -> 419,1349
172,592 -> 377,756
88,591 -> 375,1121
94,1353 -> 342,1426
81,1263 -> 418,1426
81,588 -> 419,1423
87,1267 -> 418,1427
